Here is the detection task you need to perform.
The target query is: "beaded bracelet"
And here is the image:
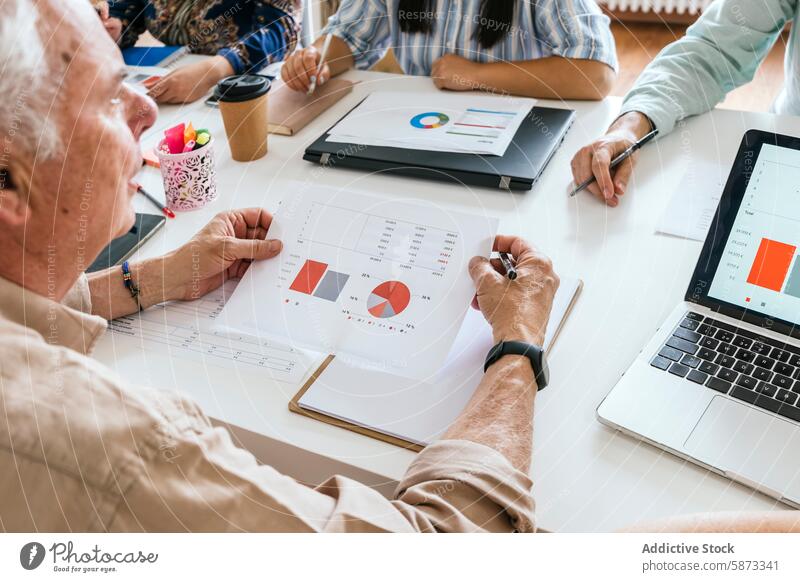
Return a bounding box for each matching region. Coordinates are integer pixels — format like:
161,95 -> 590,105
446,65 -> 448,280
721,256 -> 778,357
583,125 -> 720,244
121,261 -> 143,311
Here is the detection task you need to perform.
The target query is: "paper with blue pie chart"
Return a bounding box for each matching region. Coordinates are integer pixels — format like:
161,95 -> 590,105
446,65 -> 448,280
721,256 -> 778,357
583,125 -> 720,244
409,112 -> 450,129
326,91 -> 535,156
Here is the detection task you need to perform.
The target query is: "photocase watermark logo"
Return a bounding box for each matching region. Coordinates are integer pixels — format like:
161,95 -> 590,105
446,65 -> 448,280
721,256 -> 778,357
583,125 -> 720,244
16,540 -> 158,574
19,542 -> 46,570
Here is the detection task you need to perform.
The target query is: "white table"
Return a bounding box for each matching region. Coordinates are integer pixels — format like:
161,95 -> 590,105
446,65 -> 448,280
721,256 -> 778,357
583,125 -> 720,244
95,69 -> 797,532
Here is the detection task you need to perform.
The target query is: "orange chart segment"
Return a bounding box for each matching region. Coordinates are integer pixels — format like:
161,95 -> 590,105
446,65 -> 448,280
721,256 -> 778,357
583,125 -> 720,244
746,238 -> 796,292
367,281 -> 411,318
289,260 -> 327,294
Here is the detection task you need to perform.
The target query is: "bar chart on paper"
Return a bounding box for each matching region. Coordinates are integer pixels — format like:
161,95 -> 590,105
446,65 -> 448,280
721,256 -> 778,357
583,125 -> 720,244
218,185 -> 498,379
446,108 -> 517,143
276,198 -> 459,334
289,259 -> 350,302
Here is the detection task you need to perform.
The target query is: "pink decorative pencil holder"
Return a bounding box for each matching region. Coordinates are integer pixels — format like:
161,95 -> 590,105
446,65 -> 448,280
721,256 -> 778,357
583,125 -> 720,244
156,137 -> 218,211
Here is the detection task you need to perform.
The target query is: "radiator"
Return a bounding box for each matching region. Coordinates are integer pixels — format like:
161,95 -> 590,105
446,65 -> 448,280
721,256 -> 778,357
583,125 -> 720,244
599,0 -> 714,15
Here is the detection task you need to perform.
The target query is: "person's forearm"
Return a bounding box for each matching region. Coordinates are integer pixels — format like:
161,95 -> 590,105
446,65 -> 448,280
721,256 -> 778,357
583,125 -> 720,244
623,511 -> 800,533
444,355 -> 536,473
620,0 -> 791,137
610,111 -> 654,140
469,58 -> 615,100
208,55 -> 234,79
233,9 -> 300,73
87,254 -> 180,320
313,34 -> 354,77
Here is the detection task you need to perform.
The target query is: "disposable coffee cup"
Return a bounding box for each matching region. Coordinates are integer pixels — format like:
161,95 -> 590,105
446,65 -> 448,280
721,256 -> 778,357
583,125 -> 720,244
216,74 -> 271,162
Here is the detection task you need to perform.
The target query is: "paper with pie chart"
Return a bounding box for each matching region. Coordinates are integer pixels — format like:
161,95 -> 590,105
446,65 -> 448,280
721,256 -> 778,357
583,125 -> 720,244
367,281 -> 410,318
217,183 -> 498,380
326,91 -> 535,156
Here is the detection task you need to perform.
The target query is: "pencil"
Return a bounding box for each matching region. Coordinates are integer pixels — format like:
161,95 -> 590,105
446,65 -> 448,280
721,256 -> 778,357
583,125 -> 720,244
136,185 -> 175,219
308,33 -> 333,95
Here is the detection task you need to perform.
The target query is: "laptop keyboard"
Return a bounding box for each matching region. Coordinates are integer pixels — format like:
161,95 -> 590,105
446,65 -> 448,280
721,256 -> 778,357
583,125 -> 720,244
650,312 -> 800,423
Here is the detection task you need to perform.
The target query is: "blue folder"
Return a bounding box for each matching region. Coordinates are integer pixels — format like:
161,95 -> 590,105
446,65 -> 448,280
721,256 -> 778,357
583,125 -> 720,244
122,46 -> 185,67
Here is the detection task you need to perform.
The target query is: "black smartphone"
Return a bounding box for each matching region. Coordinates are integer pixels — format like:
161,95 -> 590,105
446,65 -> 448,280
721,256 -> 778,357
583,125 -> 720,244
87,213 -> 166,273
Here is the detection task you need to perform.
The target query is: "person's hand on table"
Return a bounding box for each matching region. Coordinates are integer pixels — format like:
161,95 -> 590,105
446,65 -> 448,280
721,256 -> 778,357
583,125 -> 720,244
281,46 -> 330,92
468,235 -> 559,347
570,111 -> 653,207
158,208 -> 282,302
145,57 -> 234,104
88,208 -> 282,320
431,54 -> 481,91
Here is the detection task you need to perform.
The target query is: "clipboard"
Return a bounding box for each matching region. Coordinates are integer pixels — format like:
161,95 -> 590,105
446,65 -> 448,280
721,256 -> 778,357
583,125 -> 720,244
289,354 -> 424,451
289,278 -> 583,451
304,104 -> 575,191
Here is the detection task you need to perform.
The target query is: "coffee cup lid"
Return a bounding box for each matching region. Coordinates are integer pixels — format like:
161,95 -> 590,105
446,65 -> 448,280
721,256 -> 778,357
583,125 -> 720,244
216,74 -> 271,103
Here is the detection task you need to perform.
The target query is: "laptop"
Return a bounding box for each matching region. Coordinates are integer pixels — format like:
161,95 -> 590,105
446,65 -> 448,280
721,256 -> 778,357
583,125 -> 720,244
304,104 -> 575,191
598,130 -> 800,506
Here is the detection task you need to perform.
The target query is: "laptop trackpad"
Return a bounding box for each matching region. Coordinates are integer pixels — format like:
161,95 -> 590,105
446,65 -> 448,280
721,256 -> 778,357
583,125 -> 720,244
685,396 -> 800,501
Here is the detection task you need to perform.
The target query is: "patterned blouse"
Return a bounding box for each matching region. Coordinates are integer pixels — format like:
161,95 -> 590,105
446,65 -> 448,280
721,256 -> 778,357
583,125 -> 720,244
110,0 -> 301,74
322,0 -> 617,76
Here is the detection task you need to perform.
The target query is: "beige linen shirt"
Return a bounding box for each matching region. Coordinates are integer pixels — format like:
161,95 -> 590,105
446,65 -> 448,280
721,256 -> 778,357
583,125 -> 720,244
0,274 -> 535,532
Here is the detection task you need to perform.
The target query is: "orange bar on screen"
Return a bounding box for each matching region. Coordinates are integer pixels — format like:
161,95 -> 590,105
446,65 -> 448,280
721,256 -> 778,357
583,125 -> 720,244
746,238 -> 797,292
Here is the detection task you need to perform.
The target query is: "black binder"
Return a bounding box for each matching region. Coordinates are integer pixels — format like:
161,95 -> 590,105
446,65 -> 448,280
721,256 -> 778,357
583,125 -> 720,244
303,104 -> 575,191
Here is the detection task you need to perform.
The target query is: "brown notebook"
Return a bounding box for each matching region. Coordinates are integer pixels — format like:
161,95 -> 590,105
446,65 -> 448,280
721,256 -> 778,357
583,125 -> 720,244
268,78 -> 357,136
289,277 -> 583,451
289,355 -> 424,452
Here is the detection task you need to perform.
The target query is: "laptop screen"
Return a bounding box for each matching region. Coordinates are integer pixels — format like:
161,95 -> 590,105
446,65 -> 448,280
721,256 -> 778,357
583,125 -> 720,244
686,130 -> 800,339
707,143 -> 800,326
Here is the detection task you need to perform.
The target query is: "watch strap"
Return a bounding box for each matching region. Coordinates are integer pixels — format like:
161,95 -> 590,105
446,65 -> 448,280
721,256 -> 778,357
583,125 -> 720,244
484,340 -> 548,390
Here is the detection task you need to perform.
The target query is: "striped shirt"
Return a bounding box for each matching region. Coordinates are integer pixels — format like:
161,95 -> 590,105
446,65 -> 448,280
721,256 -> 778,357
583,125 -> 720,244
322,0 -> 617,76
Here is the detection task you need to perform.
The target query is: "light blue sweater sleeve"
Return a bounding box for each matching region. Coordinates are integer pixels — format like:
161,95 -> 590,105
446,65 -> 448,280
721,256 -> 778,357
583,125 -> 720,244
620,0 -> 796,136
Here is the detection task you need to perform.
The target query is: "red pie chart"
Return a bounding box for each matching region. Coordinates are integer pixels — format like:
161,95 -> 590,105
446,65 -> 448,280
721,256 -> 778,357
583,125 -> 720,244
367,281 -> 411,318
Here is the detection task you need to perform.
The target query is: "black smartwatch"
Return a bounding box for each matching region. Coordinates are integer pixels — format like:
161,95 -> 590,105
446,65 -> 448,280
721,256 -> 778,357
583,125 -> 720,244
484,340 -> 549,391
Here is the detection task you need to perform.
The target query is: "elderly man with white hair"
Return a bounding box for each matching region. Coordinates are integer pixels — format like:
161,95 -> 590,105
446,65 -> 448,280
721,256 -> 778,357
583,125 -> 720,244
0,0 -> 568,532
4,0 -> 800,537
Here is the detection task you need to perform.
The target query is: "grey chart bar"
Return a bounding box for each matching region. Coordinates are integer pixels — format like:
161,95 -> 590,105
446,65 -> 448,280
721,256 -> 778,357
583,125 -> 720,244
783,257 -> 800,299
313,270 -> 350,302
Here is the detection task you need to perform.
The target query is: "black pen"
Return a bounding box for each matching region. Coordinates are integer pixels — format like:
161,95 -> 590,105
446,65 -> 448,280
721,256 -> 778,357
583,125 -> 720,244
569,129 -> 659,197
136,184 -> 175,218
498,252 -> 517,280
